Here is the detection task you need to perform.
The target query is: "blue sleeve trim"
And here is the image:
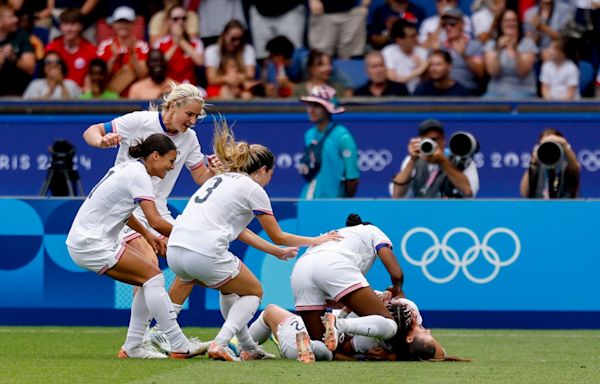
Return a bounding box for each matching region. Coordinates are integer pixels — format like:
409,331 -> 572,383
375,243 -> 392,251
103,121 -> 113,133
253,210 -> 273,216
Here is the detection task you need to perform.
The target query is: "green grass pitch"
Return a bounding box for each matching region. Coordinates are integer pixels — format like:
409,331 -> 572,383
1,327 -> 599,384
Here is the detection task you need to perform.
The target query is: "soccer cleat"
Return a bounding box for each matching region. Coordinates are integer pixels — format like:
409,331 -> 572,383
295,331 -> 315,364
118,345 -> 168,359
322,313 -> 340,352
240,344 -> 276,361
208,341 -> 241,362
150,327 -> 171,354
170,337 -> 211,359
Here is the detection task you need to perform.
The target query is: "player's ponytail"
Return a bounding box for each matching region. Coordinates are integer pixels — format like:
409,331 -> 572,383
213,118 -> 274,174
129,133 -> 176,159
346,213 -> 372,227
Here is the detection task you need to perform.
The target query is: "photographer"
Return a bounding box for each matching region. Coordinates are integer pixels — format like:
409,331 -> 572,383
391,119 -> 479,198
520,128 -> 580,198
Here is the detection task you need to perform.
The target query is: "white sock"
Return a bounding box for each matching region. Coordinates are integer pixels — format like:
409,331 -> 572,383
310,340 -> 333,361
248,312 -> 271,345
219,293 -> 240,319
123,287 -> 152,351
143,274 -> 188,352
337,315 -> 397,340
172,303 -> 183,316
214,295 -> 260,346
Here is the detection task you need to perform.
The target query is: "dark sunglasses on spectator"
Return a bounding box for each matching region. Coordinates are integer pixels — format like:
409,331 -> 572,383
441,18 -> 459,27
171,16 -> 187,21
45,59 -> 61,65
229,36 -> 242,42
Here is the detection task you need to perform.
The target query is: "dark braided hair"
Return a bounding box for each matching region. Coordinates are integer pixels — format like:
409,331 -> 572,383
345,213 -> 372,227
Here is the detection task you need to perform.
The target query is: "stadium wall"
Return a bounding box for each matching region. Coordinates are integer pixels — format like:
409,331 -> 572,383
1,198 -> 599,329
1,103 -> 600,198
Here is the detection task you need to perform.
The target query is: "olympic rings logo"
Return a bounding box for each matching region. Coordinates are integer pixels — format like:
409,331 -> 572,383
578,150 -> 600,172
400,227 -> 520,284
357,149 -> 393,172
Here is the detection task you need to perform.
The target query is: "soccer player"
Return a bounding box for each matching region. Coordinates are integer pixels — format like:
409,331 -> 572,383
83,83 -> 217,349
66,134 -> 207,359
166,120 -> 342,361
247,304 -> 333,363
290,213 -> 405,351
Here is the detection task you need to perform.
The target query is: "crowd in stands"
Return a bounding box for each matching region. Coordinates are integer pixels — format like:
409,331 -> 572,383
1,0 -> 599,101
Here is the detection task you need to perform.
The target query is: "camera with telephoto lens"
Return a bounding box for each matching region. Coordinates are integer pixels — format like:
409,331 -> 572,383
419,138 -> 437,157
449,131 -> 479,158
537,141 -> 564,168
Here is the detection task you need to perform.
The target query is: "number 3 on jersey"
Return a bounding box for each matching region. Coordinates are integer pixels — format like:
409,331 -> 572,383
195,176 -> 222,204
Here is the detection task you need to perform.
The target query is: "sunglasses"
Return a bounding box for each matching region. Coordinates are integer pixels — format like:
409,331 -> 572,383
441,19 -> 459,27
171,16 -> 187,21
44,59 -> 61,65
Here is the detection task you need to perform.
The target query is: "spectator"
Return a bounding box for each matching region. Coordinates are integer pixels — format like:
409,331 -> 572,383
197,0 -> 246,47
248,0 -> 305,60
45,8 -> 97,89
23,50 -> 81,99
573,0 -> 600,67
471,0 -> 506,44
520,128 -> 580,198
292,49 -> 351,97
210,54 -> 258,99
391,119 -> 479,198
436,7 -> 485,95
307,0 -> 369,59
149,0 -> 199,47
367,0 -> 426,50
80,58 -> 119,99
17,11 -> 44,62
540,38 -> 580,100
204,19 -> 256,97
263,35 -> 297,98
0,3 -> 35,96
413,49 -> 471,96
419,0 -> 472,50
97,6 -> 149,96
33,0 -> 100,43
483,9 -> 538,99
382,18 -> 428,94
352,50 -> 408,96
524,0 -> 573,61
298,85 -> 360,199
155,3 -> 204,85
128,49 -> 177,99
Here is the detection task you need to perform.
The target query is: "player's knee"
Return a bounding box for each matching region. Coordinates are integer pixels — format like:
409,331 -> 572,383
381,318 -> 398,340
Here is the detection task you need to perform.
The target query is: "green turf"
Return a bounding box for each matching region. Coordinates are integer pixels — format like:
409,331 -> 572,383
1,327 -> 599,384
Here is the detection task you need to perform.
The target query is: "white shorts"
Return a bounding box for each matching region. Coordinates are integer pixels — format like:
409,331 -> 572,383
290,252 -> 369,311
118,214 -> 175,242
276,315 -> 308,359
67,240 -> 127,274
167,245 -> 242,288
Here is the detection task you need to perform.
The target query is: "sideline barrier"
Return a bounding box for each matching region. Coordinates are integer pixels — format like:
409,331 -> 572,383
1,198 -> 599,329
1,109 -> 600,198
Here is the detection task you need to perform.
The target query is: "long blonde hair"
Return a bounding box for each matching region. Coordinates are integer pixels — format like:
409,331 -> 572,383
149,83 -> 206,117
212,118 -> 274,175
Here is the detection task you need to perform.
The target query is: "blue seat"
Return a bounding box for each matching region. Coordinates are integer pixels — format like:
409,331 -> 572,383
333,59 -> 368,89
579,61 -> 595,95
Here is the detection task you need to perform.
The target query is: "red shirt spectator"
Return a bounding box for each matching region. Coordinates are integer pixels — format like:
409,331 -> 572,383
155,35 -> 203,84
46,37 -> 97,87
97,37 -> 149,78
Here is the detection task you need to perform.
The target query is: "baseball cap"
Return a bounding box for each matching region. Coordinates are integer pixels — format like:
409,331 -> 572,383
300,85 -> 345,114
441,6 -> 463,19
419,119 -> 445,135
108,6 -> 136,23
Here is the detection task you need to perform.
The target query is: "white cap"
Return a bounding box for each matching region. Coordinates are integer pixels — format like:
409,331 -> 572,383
109,6 -> 136,23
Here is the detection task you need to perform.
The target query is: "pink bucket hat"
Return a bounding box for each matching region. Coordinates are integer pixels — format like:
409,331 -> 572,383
300,85 -> 345,114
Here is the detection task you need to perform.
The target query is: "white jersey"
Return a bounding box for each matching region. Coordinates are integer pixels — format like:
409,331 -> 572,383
105,110 -> 205,217
302,224 -> 392,275
66,161 -> 155,250
168,172 -> 273,256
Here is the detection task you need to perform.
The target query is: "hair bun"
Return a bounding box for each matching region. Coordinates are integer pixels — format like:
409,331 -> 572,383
346,213 -> 363,227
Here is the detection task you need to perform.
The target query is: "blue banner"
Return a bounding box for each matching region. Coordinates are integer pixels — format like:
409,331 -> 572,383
1,198 -> 599,328
1,111 -> 600,198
